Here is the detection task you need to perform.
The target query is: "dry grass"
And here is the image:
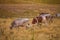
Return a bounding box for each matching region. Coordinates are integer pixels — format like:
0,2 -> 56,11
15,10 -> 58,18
0,18 -> 60,40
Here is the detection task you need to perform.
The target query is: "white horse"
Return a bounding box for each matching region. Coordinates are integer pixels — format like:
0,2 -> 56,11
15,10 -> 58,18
39,13 -> 53,25
10,18 -> 31,29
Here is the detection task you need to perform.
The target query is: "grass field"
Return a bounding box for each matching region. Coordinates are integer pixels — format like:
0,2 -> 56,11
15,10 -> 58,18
0,4 -> 60,18
0,18 -> 60,40
0,1 -> 60,40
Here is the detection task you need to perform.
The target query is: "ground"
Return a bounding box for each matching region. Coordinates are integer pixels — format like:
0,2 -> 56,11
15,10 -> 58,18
0,17 -> 60,40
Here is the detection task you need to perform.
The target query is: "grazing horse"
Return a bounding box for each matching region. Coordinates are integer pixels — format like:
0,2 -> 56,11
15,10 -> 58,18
39,13 -> 54,23
10,18 -> 30,29
32,13 -> 53,25
32,16 -> 46,25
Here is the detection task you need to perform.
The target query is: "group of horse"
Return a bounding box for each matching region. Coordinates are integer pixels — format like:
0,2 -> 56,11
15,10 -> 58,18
10,13 -> 60,29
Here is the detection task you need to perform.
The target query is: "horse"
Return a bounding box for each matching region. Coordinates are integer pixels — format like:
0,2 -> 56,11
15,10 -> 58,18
32,13 -> 53,26
32,16 -> 46,26
39,13 -> 54,23
10,18 -> 30,29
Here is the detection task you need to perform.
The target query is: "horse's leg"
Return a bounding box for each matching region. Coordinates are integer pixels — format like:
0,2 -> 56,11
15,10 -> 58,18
45,20 -> 49,26
43,19 -> 48,26
38,22 -> 42,26
26,24 -> 30,29
36,22 -> 42,28
10,24 -> 16,29
36,19 -> 42,27
49,17 -> 53,24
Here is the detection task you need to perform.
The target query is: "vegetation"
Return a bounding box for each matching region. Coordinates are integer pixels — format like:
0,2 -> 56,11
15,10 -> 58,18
0,0 -> 60,40
0,18 -> 60,40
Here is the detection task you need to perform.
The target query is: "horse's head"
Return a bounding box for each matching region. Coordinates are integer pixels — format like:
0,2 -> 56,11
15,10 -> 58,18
32,16 -> 43,24
32,18 -> 37,24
